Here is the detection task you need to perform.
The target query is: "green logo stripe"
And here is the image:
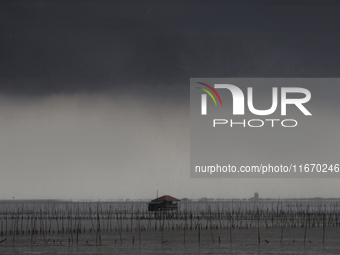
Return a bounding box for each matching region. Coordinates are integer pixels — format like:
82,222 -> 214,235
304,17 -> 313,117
196,87 -> 217,106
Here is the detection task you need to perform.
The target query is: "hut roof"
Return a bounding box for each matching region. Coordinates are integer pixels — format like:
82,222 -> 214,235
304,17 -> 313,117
152,195 -> 181,202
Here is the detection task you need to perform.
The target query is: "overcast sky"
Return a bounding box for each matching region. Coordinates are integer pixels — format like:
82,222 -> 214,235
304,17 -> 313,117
1,1 -> 340,200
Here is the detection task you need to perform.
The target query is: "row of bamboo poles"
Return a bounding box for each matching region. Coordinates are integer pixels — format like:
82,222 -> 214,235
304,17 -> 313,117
0,200 -> 339,245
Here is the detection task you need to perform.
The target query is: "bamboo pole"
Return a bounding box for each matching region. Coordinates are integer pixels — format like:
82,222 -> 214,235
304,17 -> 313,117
161,212 -> 165,243
30,213 -> 33,245
138,209 -> 141,245
198,223 -> 201,244
229,210 -> 232,244
280,212 -> 288,244
257,207 -> 261,244
209,205 -> 214,244
116,209 -> 122,244
323,205 -> 326,244
303,204 -> 309,245
184,209 -> 188,244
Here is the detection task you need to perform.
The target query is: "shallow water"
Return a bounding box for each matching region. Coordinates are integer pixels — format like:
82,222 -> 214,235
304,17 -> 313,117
1,200 -> 340,254
1,228 -> 340,254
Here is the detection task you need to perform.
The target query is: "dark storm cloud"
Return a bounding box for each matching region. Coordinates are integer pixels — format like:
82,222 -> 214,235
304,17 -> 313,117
2,1 -> 340,97
1,1 -> 340,200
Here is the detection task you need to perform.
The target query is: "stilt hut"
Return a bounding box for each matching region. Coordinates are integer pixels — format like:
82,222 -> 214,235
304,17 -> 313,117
148,195 -> 180,211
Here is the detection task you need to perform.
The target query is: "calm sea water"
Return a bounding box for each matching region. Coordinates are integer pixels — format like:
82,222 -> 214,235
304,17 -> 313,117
1,200 -> 340,254
1,228 -> 340,254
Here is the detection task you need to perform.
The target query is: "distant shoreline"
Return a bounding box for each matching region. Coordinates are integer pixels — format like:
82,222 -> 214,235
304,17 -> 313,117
1,197 -> 340,204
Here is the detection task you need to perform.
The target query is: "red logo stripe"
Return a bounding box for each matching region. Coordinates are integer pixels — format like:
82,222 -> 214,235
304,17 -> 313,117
197,82 -> 222,106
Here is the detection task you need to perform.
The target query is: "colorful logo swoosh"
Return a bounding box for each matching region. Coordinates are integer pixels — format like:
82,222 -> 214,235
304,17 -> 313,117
196,82 -> 222,106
